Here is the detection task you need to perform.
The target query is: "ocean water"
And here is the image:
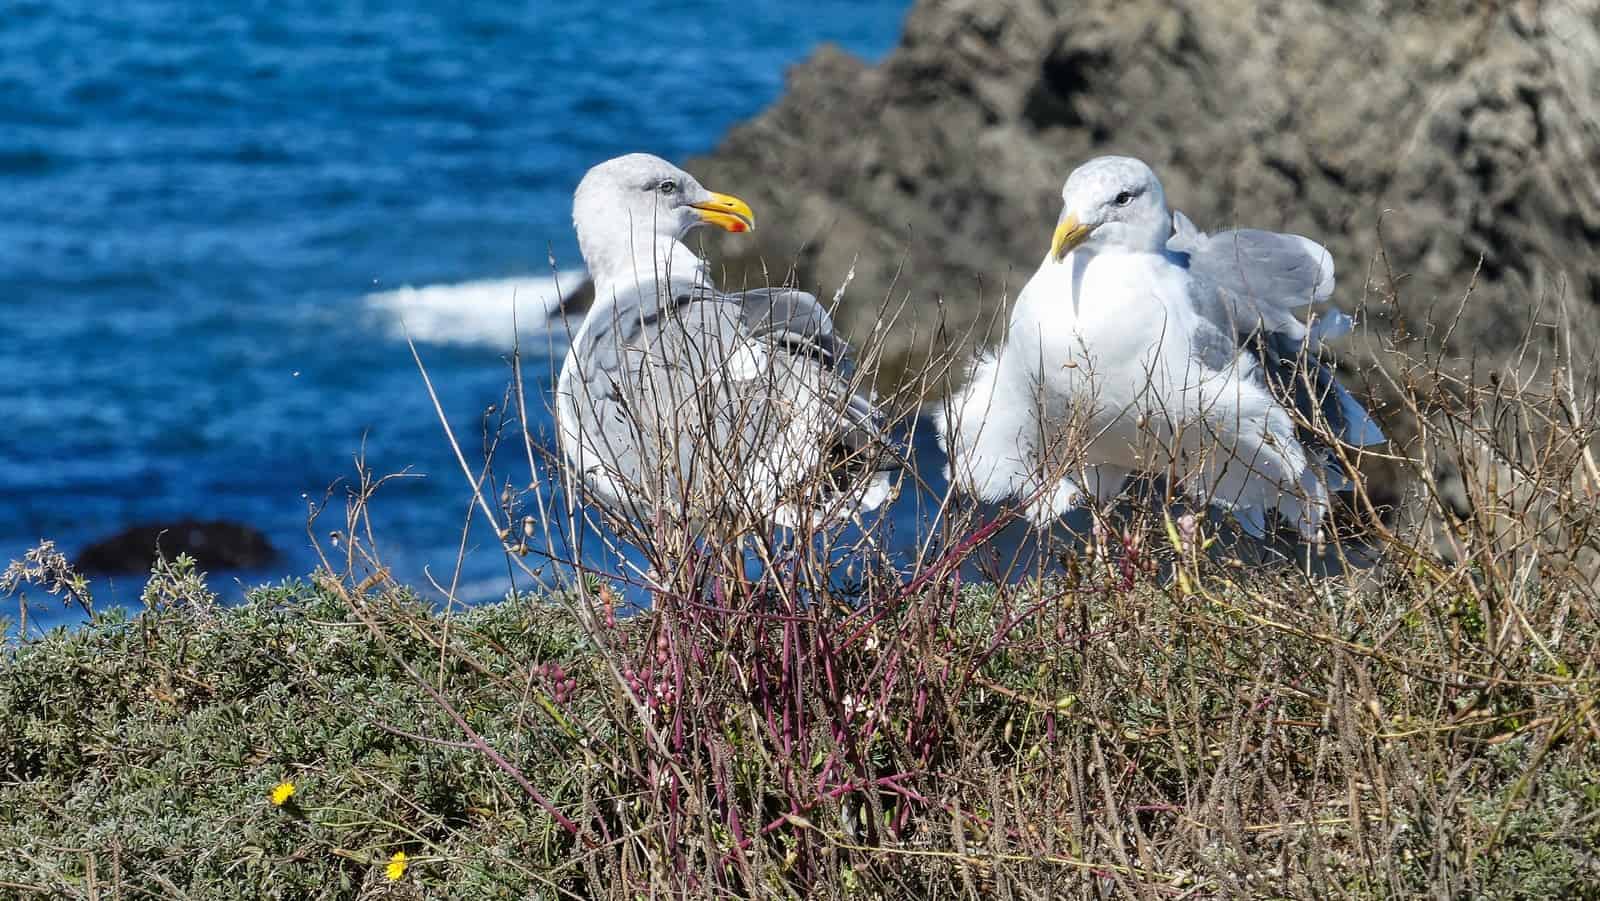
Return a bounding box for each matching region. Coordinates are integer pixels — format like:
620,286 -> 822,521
0,1 -> 913,624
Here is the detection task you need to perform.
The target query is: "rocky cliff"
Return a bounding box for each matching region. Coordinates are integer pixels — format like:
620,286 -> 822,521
689,0 -> 1600,392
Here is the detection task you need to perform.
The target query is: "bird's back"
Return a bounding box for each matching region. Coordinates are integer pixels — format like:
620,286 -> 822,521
558,283 -> 895,529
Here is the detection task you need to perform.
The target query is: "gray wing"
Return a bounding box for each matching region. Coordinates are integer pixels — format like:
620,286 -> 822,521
1169,210 -> 1350,342
562,285 -> 896,525
1174,214 -> 1384,454
732,287 -> 854,377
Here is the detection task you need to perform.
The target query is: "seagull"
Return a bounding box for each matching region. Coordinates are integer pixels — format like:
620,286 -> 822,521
940,155 -> 1383,538
556,153 -> 896,532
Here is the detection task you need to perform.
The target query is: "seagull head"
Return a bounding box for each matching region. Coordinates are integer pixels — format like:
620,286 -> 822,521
574,153 -> 754,248
573,154 -> 756,291
1048,156 -> 1170,262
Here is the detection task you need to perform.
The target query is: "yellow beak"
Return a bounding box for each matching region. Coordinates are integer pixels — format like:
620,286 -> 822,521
689,191 -> 755,233
1050,213 -> 1094,262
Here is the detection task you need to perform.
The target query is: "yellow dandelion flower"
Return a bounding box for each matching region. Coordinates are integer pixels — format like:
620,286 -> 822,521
385,850 -> 409,881
269,780 -> 296,806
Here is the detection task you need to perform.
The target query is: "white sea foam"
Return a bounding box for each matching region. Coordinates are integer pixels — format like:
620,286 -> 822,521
363,272 -> 586,348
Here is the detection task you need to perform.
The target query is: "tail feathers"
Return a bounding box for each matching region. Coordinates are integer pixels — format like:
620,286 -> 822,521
1249,329 -> 1385,453
855,469 -> 896,514
1308,309 -> 1354,342
773,412 -> 900,529
816,390 -> 905,518
1331,380 -> 1385,447
838,391 -> 906,472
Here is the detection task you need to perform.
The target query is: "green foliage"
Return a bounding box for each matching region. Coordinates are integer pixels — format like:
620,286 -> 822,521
1,576 -> 602,898
2,550 -> 1598,898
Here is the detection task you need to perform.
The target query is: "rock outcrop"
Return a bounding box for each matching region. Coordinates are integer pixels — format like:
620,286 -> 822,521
688,0 -> 1600,390
76,520 -> 278,575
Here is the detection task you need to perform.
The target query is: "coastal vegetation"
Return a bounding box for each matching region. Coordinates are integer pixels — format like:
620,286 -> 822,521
5,325 -> 1598,896
8,0 -> 1599,897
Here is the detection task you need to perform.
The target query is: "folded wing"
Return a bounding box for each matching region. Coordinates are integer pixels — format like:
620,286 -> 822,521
1169,210 -> 1346,341
563,285 -> 897,527
1171,210 -> 1384,458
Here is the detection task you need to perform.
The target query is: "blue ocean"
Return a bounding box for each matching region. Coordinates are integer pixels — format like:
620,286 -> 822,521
1,1 -> 913,625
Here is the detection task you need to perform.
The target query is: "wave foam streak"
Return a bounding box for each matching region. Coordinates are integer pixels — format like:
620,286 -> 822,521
363,272 -> 586,348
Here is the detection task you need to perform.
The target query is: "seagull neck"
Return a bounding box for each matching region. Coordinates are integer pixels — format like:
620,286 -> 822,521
1130,233 -> 1170,255
1080,233 -> 1168,260
1126,216 -> 1174,255
585,233 -> 709,301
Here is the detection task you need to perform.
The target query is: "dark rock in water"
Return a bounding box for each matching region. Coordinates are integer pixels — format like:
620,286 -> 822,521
76,520 -> 279,575
683,0 -> 1599,379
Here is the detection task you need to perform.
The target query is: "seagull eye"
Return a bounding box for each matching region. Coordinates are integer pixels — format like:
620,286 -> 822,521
1114,191 -> 1134,206
657,180 -> 678,196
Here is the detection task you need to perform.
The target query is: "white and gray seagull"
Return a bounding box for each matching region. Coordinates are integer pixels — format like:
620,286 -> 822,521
556,153 -> 896,531
941,155 -> 1383,538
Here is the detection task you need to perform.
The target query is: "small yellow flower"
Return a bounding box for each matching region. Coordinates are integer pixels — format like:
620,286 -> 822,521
385,850 -> 409,881
269,780 -> 296,806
